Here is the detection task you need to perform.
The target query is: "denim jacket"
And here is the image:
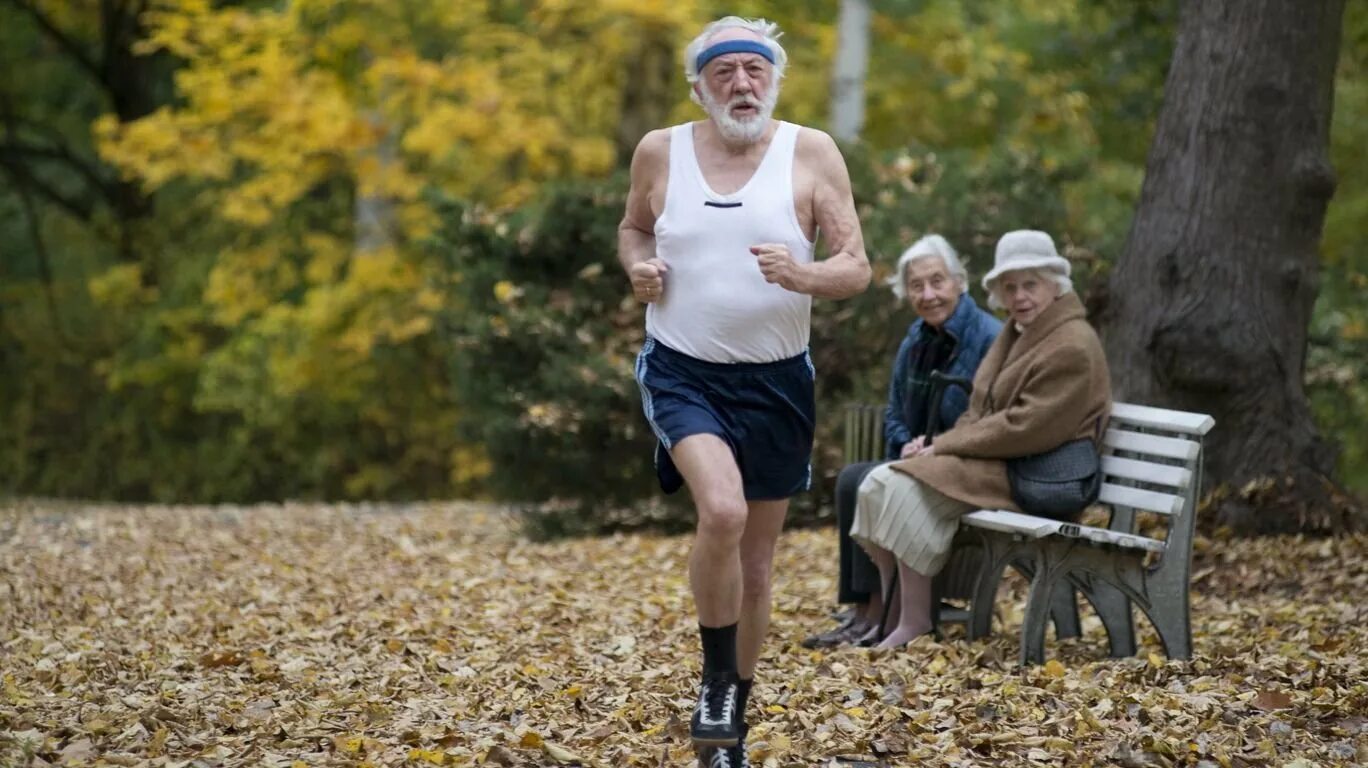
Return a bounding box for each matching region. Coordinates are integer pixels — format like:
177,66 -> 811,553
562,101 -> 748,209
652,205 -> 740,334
883,294 -> 1002,460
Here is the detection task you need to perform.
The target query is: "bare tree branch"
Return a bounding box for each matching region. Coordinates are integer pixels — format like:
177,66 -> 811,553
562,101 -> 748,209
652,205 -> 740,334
101,0 -> 118,74
2,0 -> 107,87
4,164 -> 68,345
0,156 -> 96,220
0,139 -> 113,196
0,90 -> 105,219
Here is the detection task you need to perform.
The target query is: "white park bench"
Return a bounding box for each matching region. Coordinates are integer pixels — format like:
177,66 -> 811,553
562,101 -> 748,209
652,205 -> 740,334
842,401 -> 1215,665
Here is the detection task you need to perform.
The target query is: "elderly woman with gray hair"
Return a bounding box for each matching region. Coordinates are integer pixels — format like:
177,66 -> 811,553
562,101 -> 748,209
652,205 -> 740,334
804,234 -> 1001,649
850,230 -> 1112,649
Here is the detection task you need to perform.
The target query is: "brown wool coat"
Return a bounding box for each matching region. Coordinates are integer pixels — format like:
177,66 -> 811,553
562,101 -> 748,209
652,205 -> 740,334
891,291 -> 1112,512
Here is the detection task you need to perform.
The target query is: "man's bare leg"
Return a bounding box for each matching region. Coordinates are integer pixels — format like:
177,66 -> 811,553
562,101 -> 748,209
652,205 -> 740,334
725,496 -> 788,761
669,434 -> 749,747
670,434 -> 749,627
737,499 -> 789,679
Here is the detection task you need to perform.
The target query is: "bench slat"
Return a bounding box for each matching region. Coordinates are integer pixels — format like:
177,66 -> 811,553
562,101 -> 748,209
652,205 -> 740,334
963,510 -> 1167,553
1101,455 -> 1193,490
1110,402 -> 1215,436
1104,429 -> 1201,462
960,509 -> 1062,538
1099,482 -> 1185,516
1060,522 -> 1168,552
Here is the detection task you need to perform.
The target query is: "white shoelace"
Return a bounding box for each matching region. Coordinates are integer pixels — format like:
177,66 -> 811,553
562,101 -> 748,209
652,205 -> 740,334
707,747 -> 748,768
696,681 -> 737,726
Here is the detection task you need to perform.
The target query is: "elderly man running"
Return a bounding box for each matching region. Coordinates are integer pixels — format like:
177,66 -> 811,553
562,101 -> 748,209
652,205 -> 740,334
619,15 -> 870,768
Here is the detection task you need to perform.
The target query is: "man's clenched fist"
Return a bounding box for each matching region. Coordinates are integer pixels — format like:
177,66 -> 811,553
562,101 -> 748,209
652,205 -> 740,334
629,258 -> 669,303
751,243 -> 804,292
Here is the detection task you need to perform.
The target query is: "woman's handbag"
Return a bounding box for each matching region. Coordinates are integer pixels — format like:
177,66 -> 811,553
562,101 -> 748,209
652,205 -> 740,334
1006,436 -> 1102,520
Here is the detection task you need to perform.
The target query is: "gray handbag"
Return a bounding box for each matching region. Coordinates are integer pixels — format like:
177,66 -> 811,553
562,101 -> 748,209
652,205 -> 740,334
1006,435 -> 1102,521
928,372 -> 1104,521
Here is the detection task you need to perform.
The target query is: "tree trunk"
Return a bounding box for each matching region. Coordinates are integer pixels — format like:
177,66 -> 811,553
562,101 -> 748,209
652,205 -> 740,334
830,0 -> 871,143
1102,0 -> 1360,533
0,0 -> 164,265
354,40 -> 396,255
355,110 -> 397,254
614,30 -> 674,169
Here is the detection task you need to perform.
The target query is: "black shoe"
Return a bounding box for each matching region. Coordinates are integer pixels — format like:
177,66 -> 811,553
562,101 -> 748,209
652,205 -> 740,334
697,741 -> 750,768
690,673 -> 740,747
802,619 -> 873,649
854,623 -> 884,647
801,618 -> 852,649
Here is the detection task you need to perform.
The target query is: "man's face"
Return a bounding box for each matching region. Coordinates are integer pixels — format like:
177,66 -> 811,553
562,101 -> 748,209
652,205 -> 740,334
904,257 -> 961,328
696,32 -> 778,143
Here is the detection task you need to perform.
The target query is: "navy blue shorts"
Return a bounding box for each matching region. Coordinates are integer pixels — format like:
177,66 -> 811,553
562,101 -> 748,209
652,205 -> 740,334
634,338 -> 816,500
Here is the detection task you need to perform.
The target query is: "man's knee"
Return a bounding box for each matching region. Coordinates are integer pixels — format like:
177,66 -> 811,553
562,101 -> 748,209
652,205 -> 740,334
696,496 -> 748,541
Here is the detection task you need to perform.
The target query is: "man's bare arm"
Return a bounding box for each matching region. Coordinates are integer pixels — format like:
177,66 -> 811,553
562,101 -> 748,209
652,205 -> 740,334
618,129 -> 668,274
797,129 -> 871,300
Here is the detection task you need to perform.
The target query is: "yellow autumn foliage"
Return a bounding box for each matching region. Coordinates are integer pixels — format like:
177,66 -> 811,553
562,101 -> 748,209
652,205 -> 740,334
94,0 -> 1120,247
99,0 -> 706,228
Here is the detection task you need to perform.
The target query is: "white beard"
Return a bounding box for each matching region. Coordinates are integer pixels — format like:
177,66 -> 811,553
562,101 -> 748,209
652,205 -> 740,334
701,85 -> 779,145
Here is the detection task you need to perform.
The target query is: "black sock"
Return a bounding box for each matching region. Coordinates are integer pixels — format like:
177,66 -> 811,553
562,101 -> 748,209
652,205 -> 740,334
737,677 -> 753,730
699,623 -> 738,677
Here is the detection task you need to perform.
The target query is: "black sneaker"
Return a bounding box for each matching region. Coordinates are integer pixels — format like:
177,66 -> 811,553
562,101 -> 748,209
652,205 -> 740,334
697,743 -> 750,768
690,673 -> 741,746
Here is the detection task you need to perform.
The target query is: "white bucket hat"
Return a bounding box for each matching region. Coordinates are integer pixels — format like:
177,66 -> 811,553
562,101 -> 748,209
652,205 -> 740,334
980,230 -> 1071,291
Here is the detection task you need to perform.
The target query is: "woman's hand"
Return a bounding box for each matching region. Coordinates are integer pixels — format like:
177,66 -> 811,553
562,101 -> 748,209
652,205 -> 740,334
901,435 -> 926,458
916,443 -> 936,457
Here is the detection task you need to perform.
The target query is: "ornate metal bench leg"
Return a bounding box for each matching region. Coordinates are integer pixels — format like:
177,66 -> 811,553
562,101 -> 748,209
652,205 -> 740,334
1077,578 -> 1136,658
967,534 -> 1012,641
1048,582 -> 1082,640
1018,563 -> 1055,666
1011,558 -> 1081,640
1144,582 -> 1192,660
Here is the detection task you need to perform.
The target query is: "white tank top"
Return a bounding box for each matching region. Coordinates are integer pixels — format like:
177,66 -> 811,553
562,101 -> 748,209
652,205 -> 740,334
645,121 -> 816,363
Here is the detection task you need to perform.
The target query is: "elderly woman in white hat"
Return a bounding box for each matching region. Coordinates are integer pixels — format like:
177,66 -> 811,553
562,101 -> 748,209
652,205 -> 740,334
849,229 -> 1112,649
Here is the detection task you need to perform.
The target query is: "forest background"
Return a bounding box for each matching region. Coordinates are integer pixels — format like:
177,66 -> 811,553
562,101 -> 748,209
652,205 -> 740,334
1,0 -> 1364,536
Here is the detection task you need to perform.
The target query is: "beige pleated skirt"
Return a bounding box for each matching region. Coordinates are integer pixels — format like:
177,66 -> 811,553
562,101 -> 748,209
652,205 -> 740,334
850,463 -> 974,577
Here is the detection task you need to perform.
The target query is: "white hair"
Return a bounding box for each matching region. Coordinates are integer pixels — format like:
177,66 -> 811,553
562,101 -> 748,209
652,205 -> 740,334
985,267 -> 1074,310
684,16 -> 788,106
888,235 -> 969,300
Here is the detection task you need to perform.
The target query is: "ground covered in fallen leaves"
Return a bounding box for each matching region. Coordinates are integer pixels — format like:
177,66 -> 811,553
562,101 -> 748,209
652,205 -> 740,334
1,501 -> 1365,767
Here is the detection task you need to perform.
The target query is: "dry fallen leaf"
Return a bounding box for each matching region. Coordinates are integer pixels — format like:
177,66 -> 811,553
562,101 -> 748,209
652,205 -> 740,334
1253,689 -> 1294,711
542,740 -> 589,764
58,738 -> 96,764
407,747 -> 447,764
